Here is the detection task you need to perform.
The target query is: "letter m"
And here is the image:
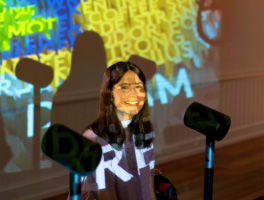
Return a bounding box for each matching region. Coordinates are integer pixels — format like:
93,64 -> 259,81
155,68 -> 194,104
8,25 -> 25,38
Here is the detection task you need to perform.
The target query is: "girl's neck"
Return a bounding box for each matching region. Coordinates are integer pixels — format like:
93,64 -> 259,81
116,109 -> 133,121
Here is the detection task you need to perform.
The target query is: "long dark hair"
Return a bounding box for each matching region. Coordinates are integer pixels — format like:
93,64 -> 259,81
87,61 -> 154,149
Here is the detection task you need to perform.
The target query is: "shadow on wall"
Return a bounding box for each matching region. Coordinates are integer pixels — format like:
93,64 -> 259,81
128,54 -> 156,81
51,31 -> 106,133
0,113 -> 13,171
200,0 -> 264,75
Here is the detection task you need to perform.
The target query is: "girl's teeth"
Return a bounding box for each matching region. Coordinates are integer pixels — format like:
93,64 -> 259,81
127,102 -> 138,104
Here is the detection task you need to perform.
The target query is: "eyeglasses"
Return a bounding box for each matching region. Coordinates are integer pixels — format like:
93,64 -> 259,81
114,83 -> 145,92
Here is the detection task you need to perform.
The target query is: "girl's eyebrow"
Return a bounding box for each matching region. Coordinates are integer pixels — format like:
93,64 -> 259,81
118,82 -> 143,85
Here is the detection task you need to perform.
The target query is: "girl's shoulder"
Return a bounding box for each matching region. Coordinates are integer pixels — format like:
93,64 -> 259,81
83,129 -> 98,142
83,129 -> 110,147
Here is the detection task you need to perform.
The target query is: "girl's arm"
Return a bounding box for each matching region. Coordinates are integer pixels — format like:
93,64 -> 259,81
82,129 -> 118,200
95,190 -> 118,200
67,190 -> 118,200
150,175 -> 157,200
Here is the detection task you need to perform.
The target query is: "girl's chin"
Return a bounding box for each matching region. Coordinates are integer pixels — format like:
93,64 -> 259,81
117,106 -> 143,116
129,110 -> 139,115
124,110 -> 139,117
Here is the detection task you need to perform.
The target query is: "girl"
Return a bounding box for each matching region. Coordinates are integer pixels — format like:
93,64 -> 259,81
81,61 -> 156,200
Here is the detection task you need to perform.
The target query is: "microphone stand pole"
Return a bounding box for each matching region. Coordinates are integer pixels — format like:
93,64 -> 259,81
204,136 -> 215,200
33,86 -> 40,172
70,172 -> 81,200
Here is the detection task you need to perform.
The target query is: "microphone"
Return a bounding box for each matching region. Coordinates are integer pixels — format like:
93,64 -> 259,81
41,124 -> 102,176
184,102 -> 231,141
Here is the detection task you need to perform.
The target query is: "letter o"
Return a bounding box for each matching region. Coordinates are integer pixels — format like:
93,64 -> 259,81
181,16 -> 195,29
104,9 -> 116,21
130,27 -> 143,40
134,40 -> 150,53
27,20 -> 44,34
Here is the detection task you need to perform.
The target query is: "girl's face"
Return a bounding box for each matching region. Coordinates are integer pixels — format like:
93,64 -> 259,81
112,70 -> 146,121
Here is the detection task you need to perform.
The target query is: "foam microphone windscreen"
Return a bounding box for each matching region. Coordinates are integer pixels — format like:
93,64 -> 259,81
41,124 -> 102,175
16,58 -> 53,88
184,102 -> 231,141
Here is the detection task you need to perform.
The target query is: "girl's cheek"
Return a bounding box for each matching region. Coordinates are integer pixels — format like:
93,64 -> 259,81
137,90 -> 146,97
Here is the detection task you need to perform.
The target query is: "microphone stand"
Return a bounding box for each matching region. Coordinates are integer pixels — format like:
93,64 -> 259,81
184,102 -> 231,200
15,58 -> 53,172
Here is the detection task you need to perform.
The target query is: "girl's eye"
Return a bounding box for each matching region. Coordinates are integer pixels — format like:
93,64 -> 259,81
121,86 -> 129,90
136,85 -> 143,89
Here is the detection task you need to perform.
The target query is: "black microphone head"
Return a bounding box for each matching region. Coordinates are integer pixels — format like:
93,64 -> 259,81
184,102 -> 231,141
41,124 -> 102,175
16,58 -> 53,88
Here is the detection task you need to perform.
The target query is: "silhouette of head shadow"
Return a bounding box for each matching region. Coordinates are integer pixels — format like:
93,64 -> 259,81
51,31 -> 107,133
128,55 -> 156,81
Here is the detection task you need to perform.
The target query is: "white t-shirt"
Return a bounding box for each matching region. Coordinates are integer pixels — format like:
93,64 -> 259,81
121,119 -> 132,128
